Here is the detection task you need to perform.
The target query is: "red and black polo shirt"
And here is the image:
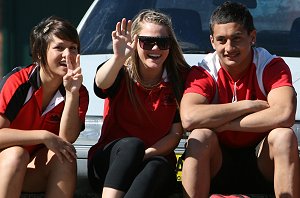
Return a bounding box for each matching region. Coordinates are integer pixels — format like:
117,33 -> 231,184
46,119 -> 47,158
0,64 -> 89,153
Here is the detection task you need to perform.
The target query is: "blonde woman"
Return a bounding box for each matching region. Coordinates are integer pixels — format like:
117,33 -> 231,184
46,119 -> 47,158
88,9 -> 190,198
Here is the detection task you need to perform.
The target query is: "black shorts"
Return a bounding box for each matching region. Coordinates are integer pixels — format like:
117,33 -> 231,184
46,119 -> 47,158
210,144 -> 274,195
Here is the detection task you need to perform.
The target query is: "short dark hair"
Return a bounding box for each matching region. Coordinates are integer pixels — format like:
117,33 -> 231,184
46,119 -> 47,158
30,16 -> 79,73
209,1 -> 255,35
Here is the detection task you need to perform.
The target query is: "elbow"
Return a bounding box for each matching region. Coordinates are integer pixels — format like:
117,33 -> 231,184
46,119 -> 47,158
278,110 -> 296,128
181,112 -> 196,131
282,115 -> 295,128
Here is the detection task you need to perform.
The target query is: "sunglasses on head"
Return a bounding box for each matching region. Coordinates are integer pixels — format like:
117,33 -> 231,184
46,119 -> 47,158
138,36 -> 171,50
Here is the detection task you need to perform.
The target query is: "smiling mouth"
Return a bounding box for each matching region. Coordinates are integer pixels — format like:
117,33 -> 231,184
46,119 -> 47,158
148,54 -> 161,59
59,61 -> 67,67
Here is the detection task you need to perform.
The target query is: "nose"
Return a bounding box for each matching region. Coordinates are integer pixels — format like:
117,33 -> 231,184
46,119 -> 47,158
225,39 -> 235,52
151,43 -> 160,50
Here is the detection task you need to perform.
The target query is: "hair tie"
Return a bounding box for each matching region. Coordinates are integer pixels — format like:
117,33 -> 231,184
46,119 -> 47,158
43,21 -> 54,33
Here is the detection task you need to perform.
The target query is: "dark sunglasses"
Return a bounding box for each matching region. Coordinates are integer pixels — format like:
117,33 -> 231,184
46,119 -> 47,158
138,36 -> 171,50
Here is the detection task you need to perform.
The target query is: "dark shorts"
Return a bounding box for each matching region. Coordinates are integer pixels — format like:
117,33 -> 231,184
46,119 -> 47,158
210,144 -> 274,195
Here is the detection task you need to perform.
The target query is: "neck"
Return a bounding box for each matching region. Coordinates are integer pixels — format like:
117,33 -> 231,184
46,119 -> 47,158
40,68 -> 62,91
137,66 -> 163,88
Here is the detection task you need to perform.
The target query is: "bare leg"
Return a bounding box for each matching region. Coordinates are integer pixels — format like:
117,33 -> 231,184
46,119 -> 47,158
23,147 -> 76,198
182,129 -> 222,198
258,128 -> 300,198
102,187 -> 125,198
0,146 -> 29,198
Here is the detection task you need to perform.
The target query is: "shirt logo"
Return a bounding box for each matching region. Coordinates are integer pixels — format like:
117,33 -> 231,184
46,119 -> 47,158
163,94 -> 176,106
49,114 -> 61,123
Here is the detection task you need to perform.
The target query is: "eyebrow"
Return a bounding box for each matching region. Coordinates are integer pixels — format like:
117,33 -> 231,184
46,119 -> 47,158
215,31 -> 244,38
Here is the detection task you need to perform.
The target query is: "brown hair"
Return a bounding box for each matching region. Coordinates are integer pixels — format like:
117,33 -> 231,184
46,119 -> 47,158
30,16 -> 80,74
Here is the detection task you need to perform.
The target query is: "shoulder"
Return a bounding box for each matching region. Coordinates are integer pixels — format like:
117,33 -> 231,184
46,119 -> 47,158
0,65 -> 35,94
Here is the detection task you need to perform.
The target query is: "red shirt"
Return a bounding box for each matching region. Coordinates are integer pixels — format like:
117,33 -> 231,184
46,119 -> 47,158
184,48 -> 293,148
89,67 -> 182,162
0,64 -> 89,153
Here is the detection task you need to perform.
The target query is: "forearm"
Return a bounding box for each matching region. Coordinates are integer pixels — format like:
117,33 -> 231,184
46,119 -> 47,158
182,100 -> 258,131
0,128 -> 48,149
145,123 -> 183,159
221,105 -> 295,133
59,92 -> 82,143
95,55 -> 125,89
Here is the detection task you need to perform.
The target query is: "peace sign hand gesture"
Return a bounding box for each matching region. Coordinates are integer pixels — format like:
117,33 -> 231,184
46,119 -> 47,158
63,54 -> 83,94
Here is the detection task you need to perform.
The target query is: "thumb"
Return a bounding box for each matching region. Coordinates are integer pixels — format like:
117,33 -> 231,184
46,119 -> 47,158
131,34 -> 138,50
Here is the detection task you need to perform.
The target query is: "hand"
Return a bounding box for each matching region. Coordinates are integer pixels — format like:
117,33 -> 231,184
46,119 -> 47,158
111,18 -> 138,60
63,54 -> 83,93
43,131 -> 77,163
246,99 -> 270,113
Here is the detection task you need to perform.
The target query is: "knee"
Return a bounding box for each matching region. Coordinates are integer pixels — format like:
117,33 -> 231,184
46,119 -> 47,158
268,128 -> 298,155
146,157 -> 172,176
185,128 -> 218,156
50,153 -> 77,175
0,146 -> 29,173
120,137 -> 145,156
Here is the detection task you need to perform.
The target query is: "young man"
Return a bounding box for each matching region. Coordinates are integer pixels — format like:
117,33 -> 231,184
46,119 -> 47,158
180,1 -> 299,197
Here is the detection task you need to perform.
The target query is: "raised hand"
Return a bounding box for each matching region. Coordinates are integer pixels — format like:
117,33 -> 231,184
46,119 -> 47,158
111,18 -> 138,60
63,54 -> 83,93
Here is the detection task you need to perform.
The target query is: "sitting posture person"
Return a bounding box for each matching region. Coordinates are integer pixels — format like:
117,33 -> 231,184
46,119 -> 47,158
0,16 -> 89,197
88,9 -> 190,198
180,1 -> 299,197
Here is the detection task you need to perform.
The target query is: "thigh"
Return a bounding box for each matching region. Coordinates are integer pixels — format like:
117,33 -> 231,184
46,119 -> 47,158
22,147 -> 55,192
126,156 -> 177,198
89,137 -> 145,191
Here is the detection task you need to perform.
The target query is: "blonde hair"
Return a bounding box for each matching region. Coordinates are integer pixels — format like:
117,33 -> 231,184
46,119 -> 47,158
125,9 -> 190,112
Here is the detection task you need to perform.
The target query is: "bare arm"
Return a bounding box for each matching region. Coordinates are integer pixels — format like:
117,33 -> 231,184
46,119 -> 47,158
0,115 -> 76,162
144,122 -> 183,159
95,18 -> 138,89
217,86 -> 296,132
60,54 -> 84,143
180,92 -> 269,131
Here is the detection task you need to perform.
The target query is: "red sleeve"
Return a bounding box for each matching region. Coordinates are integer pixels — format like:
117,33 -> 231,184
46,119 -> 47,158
79,85 -> 89,128
263,58 -> 293,93
184,66 -> 216,103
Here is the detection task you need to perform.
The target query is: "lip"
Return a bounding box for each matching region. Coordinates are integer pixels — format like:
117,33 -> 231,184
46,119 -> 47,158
59,61 -> 67,67
147,53 -> 161,59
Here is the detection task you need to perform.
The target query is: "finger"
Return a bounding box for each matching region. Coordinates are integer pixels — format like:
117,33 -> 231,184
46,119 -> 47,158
56,151 -> 64,163
112,30 -> 117,39
61,148 -> 76,163
65,143 -> 77,158
116,21 -> 121,35
72,73 -> 83,81
73,66 -> 82,75
121,18 -> 127,33
66,54 -> 74,71
127,20 -> 132,34
131,34 -> 138,49
75,54 -> 80,69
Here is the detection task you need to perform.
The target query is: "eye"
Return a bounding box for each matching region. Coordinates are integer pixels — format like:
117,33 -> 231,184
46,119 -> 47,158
232,36 -> 241,42
70,46 -> 78,53
216,37 -> 226,44
54,46 -> 64,51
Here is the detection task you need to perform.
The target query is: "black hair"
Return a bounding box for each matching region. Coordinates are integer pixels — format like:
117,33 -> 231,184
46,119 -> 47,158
209,1 -> 255,35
